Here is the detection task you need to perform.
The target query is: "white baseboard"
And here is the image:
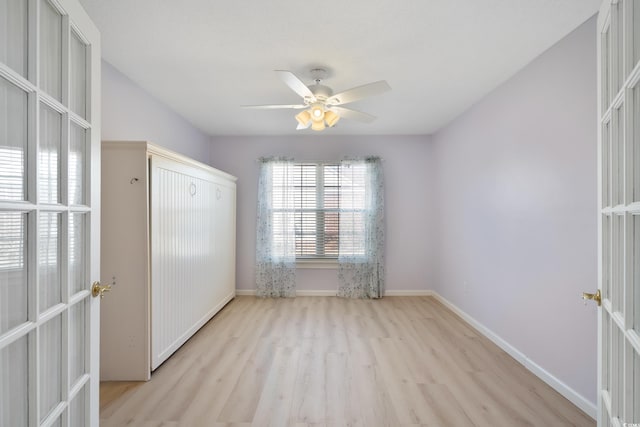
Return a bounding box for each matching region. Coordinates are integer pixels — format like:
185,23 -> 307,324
296,290 -> 338,296
385,290 -> 434,296
235,289 -> 433,297
430,292 -> 597,420
237,289 -> 336,296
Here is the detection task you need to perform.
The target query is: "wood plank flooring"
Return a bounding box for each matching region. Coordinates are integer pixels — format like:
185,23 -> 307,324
100,296 -> 594,427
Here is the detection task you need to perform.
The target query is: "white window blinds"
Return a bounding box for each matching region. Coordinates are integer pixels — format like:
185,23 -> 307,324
271,162 -> 367,259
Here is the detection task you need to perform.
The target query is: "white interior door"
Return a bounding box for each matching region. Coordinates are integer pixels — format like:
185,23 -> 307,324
597,0 -> 640,426
0,0 -> 100,425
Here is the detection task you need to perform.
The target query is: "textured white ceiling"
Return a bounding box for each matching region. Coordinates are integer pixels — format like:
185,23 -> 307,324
79,0 -> 599,136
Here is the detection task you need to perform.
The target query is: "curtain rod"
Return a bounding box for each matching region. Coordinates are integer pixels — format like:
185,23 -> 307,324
255,157 -> 385,163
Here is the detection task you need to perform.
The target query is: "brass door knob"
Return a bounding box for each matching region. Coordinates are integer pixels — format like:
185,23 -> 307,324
582,289 -> 601,306
92,281 -> 112,299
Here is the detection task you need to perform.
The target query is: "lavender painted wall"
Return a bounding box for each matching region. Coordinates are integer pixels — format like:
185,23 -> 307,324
431,16 -> 597,405
209,135 -> 435,292
101,60 -> 211,163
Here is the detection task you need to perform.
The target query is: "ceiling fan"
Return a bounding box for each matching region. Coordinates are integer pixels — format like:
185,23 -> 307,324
242,68 -> 391,131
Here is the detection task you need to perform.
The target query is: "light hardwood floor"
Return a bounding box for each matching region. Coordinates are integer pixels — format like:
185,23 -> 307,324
100,296 -> 594,427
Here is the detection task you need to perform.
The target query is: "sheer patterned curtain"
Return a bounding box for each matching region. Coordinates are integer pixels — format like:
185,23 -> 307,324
255,158 -> 297,297
338,157 -> 385,298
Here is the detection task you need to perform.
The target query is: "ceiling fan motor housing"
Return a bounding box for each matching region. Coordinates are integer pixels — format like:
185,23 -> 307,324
308,84 -> 333,103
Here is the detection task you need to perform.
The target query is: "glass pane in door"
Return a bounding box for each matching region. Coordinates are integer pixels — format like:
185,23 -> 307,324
612,326 -> 624,419
0,335 -> 28,426
613,214 -> 625,313
635,214 -> 640,333
39,314 -> 62,422
0,0 -> 28,77
603,311 -> 611,394
39,212 -> 61,312
634,0 -> 640,70
614,1 -> 625,92
612,105 -> 625,206
69,30 -> 87,118
69,213 -> 86,295
0,212 -> 27,334
603,214 -> 612,301
69,300 -> 85,385
69,123 -> 86,205
603,120 -> 611,208
0,76 -> 27,201
39,0 -> 62,101
603,26 -> 611,111
634,346 -> 640,422
69,384 -> 86,427
634,84 -> 640,202
39,103 -> 61,204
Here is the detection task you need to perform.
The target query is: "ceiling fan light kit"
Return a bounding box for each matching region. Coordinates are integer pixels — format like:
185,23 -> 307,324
310,102 -> 325,121
324,110 -> 340,127
242,68 -> 391,132
311,120 -> 326,131
295,110 -> 311,127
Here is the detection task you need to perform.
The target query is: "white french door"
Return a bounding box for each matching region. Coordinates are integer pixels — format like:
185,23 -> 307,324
0,0 -> 100,426
597,0 -> 640,426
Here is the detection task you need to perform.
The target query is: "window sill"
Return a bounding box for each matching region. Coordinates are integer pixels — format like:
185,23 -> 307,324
296,259 -> 338,269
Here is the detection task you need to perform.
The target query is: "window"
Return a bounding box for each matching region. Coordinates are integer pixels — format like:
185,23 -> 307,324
257,157 -> 383,297
271,162 -> 366,259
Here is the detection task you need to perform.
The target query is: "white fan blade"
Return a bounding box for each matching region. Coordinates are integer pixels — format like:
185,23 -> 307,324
326,80 -> 391,105
331,106 -> 376,123
276,70 -> 316,101
296,122 -> 311,130
241,104 -> 307,109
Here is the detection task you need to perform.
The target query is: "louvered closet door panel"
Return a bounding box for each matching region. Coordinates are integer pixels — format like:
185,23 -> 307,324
150,156 -> 217,370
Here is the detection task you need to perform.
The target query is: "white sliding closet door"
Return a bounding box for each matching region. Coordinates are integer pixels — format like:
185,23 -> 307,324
597,0 -> 640,425
0,0 -> 101,425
